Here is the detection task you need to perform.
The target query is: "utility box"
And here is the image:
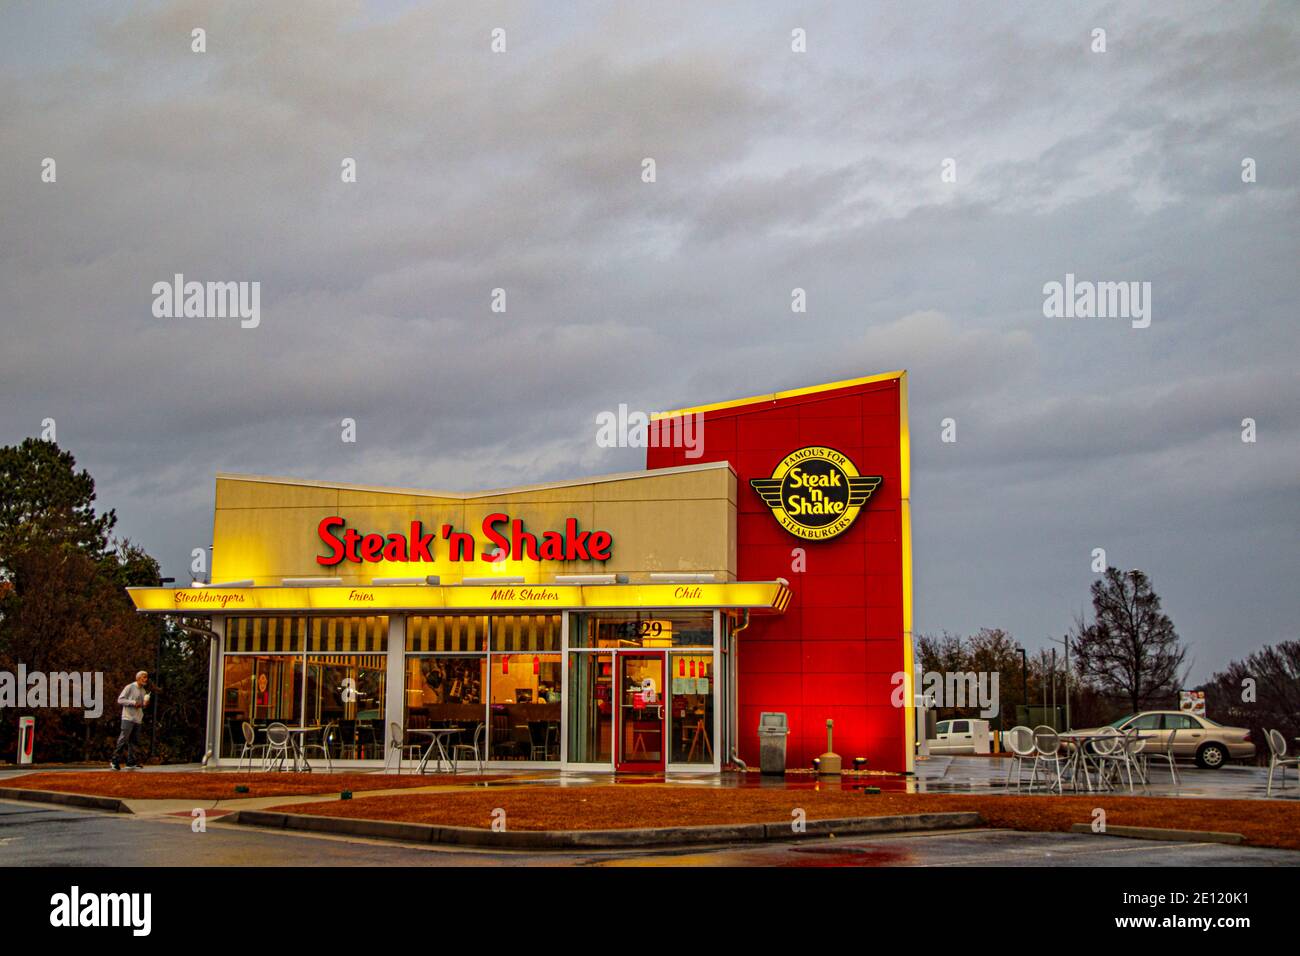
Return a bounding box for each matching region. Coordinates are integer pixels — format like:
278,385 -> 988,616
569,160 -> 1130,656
757,712 -> 789,775
17,716 -> 34,765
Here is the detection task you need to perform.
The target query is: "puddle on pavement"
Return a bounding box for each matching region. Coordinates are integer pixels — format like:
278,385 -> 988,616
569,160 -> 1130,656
785,844 -> 911,867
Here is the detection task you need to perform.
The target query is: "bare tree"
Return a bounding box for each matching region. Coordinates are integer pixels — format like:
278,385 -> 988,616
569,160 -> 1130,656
1200,640 -> 1300,763
1072,567 -> 1187,713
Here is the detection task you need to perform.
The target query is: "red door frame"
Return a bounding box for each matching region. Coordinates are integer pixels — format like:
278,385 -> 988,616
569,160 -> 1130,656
615,651 -> 666,772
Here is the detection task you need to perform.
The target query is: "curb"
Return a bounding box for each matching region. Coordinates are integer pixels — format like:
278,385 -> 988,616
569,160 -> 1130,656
0,787 -> 132,814
228,809 -> 982,849
1069,823 -> 1244,845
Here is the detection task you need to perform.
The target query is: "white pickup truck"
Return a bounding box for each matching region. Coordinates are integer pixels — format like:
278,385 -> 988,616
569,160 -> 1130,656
929,718 -> 991,755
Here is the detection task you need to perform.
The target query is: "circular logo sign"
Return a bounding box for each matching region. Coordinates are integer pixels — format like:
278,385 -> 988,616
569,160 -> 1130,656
749,446 -> 882,541
257,673 -> 268,694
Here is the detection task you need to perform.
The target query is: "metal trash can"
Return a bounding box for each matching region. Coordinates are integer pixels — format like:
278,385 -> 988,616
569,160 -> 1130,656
757,712 -> 789,775
17,716 -> 34,765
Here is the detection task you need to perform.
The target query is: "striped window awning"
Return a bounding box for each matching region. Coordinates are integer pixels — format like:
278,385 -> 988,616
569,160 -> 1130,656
406,615 -> 487,653
309,654 -> 385,668
226,616 -> 388,654
489,614 -> 561,653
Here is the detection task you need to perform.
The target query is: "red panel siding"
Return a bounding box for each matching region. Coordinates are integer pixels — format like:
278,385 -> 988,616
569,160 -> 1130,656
650,376 -> 909,772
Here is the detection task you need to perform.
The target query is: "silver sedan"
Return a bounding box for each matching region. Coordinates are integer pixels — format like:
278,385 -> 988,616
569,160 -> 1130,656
1072,710 -> 1255,768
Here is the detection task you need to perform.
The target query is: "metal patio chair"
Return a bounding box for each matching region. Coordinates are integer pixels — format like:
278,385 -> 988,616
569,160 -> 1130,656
1030,725 -> 1066,792
1095,728 -> 1141,793
1266,729 -> 1300,797
301,721 -> 335,773
384,722 -> 422,774
1089,726 -> 1122,790
237,721 -> 266,773
1003,725 -> 1036,788
452,723 -> 486,775
263,722 -> 292,772
1146,727 -> 1179,785
1124,730 -> 1148,787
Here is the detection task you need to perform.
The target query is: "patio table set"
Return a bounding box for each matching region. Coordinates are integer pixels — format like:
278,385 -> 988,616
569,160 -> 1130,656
1003,725 -> 1168,793
236,721 -> 333,773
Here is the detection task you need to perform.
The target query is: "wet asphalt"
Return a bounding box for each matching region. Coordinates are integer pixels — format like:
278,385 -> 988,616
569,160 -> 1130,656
1,799 -> 1296,867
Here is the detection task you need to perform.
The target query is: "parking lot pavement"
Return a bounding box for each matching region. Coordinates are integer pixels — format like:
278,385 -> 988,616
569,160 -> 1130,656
2,799 -> 1297,867
3,757 -> 1291,803
913,756 -> 1293,800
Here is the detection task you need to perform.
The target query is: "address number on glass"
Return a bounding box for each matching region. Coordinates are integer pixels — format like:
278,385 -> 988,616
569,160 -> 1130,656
637,620 -> 673,644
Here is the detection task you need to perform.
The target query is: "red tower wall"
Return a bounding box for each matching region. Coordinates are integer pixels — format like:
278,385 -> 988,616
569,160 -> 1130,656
647,373 -> 912,772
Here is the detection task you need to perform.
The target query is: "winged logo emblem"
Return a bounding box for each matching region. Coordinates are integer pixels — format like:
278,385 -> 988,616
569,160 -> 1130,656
749,446 -> 882,541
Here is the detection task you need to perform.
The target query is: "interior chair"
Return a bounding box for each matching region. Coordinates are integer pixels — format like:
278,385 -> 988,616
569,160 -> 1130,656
237,721 -> 266,773
512,724 -> 533,760
1030,725 -> 1066,792
263,722 -> 292,772
528,722 -> 548,761
452,723 -> 486,775
356,722 -> 379,760
1266,729 -> 1300,797
1003,726 -> 1036,788
491,715 -> 511,759
336,719 -> 356,759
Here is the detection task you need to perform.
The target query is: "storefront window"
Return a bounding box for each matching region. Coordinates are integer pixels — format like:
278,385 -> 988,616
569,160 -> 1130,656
221,615 -> 387,759
669,653 -> 714,764
567,653 -> 613,763
569,610 -> 714,648
489,654 -> 561,760
305,655 -> 386,760
220,655 -> 302,757
403,656 -> 486,757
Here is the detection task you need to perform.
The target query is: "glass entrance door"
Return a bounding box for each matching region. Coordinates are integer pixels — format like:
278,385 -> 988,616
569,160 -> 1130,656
616,652 -> 665,772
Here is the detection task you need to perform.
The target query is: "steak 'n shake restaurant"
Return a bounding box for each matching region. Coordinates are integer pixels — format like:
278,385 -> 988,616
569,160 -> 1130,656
128,370 -> 915,774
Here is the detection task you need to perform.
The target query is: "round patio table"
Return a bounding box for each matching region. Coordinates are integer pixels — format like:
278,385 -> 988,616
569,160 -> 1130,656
408,727 -> 462,774
1056,732 -> 1154,792
282,725 -> 324,773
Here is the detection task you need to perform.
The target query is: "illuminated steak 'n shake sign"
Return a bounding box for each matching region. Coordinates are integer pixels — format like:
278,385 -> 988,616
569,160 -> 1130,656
315,513 -> 613,566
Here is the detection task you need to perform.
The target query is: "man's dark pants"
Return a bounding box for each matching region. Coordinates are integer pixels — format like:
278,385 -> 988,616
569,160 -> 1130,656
113,719 -> 141,765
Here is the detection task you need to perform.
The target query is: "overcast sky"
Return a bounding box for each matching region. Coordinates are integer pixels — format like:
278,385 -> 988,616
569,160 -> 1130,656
2,1 -> 1296,683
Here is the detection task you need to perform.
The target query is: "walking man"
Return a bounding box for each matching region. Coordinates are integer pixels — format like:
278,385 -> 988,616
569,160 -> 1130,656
110,671 -> 150,770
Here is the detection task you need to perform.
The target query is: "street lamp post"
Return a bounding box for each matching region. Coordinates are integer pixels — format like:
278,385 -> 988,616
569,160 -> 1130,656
1018,646 -> 1028,724
1048,633 -> 1072,731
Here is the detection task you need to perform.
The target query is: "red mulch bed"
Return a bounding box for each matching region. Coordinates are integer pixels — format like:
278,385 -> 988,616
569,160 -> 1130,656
2,771 -> 502,800
268,786 -> 1300,850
